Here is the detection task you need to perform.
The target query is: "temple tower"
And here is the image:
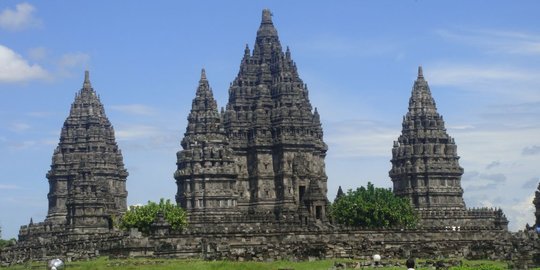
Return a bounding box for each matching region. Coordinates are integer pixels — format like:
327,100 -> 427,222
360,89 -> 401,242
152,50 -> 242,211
174,69 -> 239,219
390,67 -> 466,210
45,71 -> 128,231
223,9 -> 328,221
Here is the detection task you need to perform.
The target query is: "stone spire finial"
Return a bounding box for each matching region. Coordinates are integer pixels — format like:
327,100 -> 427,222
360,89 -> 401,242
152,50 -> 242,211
409,66 -> 436,114
256,9 -> 278,40
244,44 -> 250,56
200,68 -> 207,81
262,9 -> 273,24
83,70 -> 92,89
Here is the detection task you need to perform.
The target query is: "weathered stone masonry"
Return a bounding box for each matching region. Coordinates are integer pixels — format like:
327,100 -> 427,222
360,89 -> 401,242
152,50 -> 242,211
390,67 -> 508,229
3,225 -> 539,265
2,9 -> 539,268
24,71 -> 128,236
175,9 -> 328,225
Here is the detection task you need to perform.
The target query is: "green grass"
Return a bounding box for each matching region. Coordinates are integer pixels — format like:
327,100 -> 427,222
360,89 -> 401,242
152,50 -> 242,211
1,257 -> 529,270
5,257 -> 334,270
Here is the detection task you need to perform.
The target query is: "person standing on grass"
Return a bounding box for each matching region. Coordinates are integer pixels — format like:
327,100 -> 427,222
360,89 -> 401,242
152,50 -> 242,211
406,258 -> 415,270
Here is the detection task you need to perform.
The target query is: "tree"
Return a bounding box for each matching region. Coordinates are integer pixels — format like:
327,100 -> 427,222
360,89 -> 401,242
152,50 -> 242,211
330,182 -> 417,228
120,198 -> 187,234
0,225 -> 16,249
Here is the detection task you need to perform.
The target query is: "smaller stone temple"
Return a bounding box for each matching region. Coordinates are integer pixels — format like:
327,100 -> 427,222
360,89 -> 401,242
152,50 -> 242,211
18,71 -> 128,239
390,67 -> 508,229
174,69 -> 240,218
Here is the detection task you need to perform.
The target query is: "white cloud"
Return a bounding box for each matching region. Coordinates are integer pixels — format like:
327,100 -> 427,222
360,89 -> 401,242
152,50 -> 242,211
7,140 -> 36,150
522,177 -> 539,190
506,194 -> 535,231
429,29 -> 540,102
426,65 -> 540,102
27,47 -> 47,61
447,125 -> 475,130
429,65 -> 536,86
53,52 -> 91,79
463,172 -> 507,191
115,125 -> 162,140
523,145 -> 540,156
325,120 -> 397,158
0,44 -> 49,83
486,161 -> 501,170
111,104 -> 157,116
26,111 -> 54,118
452,127 -> 540,165
0,2 -> 40,31
436,28 -> 540,56
0,184 -> 20,190
295,34 -> 398,58
3,138 -> 57,150
8,122 -> 31,132
58,52 -> 90,69
41,139 -> 58,146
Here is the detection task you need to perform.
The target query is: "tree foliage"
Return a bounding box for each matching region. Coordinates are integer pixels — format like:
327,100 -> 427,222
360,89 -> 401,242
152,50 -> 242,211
0,226 -> 16,249
330,182 -> 417,228
120,198 -> 187,234
0,238 -> 16,249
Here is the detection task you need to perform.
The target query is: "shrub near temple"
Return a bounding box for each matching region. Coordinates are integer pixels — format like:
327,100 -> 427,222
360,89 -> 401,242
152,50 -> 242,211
120,199 -> 187,234
330,182 -> 417,228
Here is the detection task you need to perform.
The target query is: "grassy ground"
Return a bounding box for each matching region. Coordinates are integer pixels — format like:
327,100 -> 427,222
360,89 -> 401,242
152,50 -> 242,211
1,257 -> 526,270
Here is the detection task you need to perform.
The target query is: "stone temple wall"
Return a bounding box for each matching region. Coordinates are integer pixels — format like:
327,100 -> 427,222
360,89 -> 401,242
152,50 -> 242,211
2,226 -> 539,268
416,208 -> 509,229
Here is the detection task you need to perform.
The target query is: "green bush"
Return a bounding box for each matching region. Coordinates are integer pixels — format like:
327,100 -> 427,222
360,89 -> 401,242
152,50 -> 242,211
330,182 -> 417,228
0,238 -> 16,248
120,198 -> 187,234
0,225 -> 16,249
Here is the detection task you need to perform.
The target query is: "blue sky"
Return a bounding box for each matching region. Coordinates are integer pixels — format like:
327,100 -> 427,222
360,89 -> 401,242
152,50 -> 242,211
0,1 -> 539,238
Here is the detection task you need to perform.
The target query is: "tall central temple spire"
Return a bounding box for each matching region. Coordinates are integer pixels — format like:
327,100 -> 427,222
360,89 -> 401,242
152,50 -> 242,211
221,9 -> 328,222
176,10 -> 328,225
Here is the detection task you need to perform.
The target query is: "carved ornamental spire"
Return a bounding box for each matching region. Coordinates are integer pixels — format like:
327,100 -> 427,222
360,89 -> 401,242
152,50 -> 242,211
46,71 -> 128,230
175,69 -> 238,216
222,9 -> 328,222
390,66 -> 465,210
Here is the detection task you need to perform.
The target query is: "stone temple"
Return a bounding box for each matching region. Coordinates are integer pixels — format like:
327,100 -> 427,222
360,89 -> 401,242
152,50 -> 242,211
175,9 -> 328,225
18,71 -> 128,239
390,67 -> 508,229
5,9 -> 540,268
